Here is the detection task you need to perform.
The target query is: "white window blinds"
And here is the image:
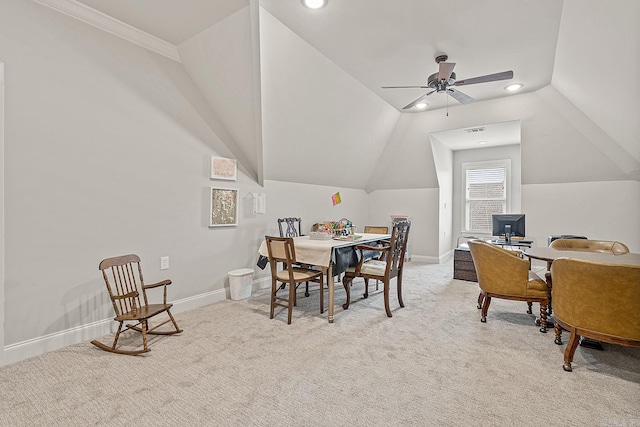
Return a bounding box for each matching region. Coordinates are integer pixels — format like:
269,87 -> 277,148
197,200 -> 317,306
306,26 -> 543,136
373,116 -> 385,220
464,164 -> 508,232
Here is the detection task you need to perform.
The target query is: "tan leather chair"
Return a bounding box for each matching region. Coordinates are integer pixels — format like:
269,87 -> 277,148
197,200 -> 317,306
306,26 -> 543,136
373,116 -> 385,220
551,258 -> 640,371
468,240 -> 549,332
550,239 -> 629,255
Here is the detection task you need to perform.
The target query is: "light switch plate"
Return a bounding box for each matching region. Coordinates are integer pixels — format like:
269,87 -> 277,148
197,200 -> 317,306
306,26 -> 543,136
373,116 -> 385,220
160,256 -> 169,270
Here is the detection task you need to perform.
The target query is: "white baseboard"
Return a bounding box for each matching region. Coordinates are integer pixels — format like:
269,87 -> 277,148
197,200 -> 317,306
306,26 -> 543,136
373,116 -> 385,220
1,285 -> 239,367
410,254 -> 441,264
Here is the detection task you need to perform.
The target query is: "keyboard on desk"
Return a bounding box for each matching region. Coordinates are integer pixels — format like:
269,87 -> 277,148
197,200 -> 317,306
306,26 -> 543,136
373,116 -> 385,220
493,240 -> 532,245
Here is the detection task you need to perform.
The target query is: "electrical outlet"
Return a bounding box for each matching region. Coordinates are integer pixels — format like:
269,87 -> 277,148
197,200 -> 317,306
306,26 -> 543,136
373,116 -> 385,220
160,256 -> 169,270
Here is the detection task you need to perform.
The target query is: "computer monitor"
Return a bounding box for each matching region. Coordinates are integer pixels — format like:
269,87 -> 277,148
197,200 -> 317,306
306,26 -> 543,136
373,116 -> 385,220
492,214 -> 525,243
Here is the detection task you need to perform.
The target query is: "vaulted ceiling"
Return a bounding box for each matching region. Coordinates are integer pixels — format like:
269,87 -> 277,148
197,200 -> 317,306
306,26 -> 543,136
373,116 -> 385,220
51,0 -> 640,185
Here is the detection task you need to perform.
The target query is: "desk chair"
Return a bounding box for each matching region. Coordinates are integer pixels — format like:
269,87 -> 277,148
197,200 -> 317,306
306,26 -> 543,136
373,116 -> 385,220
468,240 -> 549,333
91,254 -> 183,355
265,236 -> 324,324
551,258 -> 640,371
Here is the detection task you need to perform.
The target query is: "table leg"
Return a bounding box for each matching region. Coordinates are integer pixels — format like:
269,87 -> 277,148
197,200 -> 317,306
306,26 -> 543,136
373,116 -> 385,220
327,264 -> 334,323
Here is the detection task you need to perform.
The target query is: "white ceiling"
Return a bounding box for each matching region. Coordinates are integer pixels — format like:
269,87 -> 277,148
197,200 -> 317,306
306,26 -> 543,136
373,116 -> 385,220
68,0 -> 638,162
431,120 -> 521,151
76,0 -> 562,113
78,0 -> 249,46
72,0 -> 556,150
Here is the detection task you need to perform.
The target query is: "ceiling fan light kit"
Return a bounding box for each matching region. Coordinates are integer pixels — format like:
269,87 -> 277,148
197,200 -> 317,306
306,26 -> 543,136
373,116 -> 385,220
382,54 -> 514,111
302,0 -> 327,9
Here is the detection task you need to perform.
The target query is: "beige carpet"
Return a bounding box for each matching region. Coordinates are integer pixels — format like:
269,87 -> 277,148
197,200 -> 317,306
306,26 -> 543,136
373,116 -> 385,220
1,260 -> 638,426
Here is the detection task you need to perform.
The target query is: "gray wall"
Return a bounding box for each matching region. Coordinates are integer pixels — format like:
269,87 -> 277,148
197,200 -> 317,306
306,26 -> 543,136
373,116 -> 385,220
1,0 -> 638,366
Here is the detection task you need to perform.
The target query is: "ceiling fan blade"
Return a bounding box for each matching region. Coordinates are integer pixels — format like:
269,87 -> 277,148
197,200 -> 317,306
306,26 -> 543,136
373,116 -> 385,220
447,88 -> 475,105
454,70 -> 513,86
438,62 -> 456,81
382,85 -> 430,89
402,90 -> 436,110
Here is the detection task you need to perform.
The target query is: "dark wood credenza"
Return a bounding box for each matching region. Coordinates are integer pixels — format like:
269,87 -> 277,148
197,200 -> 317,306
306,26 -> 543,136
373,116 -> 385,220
453,248 -> 477,282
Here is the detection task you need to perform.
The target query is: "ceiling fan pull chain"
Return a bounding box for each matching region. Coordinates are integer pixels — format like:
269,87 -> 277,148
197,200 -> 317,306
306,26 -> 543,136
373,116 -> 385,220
446,93 -> 449,117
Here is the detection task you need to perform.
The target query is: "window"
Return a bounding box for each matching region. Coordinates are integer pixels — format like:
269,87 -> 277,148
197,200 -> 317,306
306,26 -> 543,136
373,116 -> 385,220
463,160 -> 510,233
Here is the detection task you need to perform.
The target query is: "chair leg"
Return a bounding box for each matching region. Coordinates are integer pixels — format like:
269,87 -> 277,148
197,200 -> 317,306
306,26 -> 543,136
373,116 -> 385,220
305,281 -> 310,297
554,322 -> 563,345
270,279 -> 277,319
477,292 -> 484,309
363,278 -> 369,298
342,277 -> 352,310
526,302 -> 533,314
480,296 -> 492,322
384,280 -> 392,317
563,329 -> 581,372
539,303 -> 548,333
141,319 -> 149,352
319,277 -> 324,314
396,272 -> 404,308
287,282 -> 295,325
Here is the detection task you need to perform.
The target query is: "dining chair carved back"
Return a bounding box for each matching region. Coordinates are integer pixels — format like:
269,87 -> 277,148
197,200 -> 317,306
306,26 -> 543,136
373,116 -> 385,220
278,217 -> 303,238
341,220 -> 410,317
91,254 -> 183,355
265,236 -> 324,324
277,217 -> 313,296
362,226 -> 390,292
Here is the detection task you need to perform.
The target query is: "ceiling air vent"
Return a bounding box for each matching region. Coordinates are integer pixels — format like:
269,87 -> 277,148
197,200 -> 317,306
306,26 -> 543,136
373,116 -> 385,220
464,127 -> 486,133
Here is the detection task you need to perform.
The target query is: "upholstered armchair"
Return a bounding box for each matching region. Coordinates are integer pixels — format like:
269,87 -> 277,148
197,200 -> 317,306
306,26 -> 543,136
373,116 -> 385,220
467,240 -> 549,333
551,258 -> 640,371
549,239 -> 629,255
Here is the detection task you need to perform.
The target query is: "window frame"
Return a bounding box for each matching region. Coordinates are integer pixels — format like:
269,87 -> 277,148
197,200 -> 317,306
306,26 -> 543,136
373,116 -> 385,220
461,159 -> 511,234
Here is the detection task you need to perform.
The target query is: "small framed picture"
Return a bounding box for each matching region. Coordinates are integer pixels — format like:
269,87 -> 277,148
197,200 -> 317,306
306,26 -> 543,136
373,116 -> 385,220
211,156 -> 237,181
209,188 -> 239,227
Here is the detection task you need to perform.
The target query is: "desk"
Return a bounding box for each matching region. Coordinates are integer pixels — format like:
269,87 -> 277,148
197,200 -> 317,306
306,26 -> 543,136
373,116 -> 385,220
259,233 -> 390,323
524,247 -> 640,346
523,247 -> 640,267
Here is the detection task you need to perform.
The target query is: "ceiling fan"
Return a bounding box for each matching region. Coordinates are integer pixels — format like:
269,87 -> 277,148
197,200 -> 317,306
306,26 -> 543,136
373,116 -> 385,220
382,54 -> 514,110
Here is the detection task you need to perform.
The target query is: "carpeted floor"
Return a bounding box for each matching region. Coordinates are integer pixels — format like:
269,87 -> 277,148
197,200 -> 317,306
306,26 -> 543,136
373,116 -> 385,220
1,260 -> 638,426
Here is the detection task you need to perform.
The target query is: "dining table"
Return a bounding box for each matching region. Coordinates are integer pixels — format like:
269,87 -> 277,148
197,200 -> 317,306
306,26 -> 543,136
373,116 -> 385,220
258,232 -> 391,323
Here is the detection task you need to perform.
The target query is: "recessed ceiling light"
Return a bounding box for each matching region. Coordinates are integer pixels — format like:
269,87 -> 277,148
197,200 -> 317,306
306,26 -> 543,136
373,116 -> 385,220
416,102 -> 428,109
302,0 -> 327,9
477,140 -> 487,145
505,83 -> 523,92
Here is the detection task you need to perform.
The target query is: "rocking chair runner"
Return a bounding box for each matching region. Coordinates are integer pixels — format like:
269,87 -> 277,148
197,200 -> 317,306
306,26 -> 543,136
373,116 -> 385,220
91,254 -> 183,355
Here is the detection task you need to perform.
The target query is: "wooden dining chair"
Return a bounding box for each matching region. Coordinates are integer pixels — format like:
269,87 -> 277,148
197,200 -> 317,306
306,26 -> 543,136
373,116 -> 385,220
91,254 -> 183,355
362,226 -> 390,293
265,236 -> 324,324
278,217 -> 303,237
364,226 -> 389,234
341,221 -> 410,317
277,216 -> 315,296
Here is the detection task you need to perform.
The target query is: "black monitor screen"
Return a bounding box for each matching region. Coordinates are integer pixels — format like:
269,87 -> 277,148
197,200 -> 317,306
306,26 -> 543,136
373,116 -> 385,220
492,214 -> 525,242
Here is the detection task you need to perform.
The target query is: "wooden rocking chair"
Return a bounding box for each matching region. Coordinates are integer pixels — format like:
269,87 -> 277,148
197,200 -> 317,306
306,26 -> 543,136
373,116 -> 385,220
91,254 -> 183,355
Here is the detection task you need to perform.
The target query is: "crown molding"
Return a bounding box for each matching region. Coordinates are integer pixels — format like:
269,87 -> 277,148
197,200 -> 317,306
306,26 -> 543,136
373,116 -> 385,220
33,0 -> 181,62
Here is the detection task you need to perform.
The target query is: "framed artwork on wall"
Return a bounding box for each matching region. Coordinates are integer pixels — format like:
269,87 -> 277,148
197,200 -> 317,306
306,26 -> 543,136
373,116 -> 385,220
209,187 -> 239,227
211,156 -> 237,181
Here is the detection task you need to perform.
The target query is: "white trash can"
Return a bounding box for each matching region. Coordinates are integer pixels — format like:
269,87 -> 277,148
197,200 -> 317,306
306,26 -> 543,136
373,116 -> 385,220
228,268 -> 254,300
